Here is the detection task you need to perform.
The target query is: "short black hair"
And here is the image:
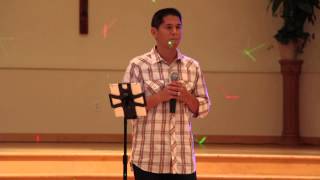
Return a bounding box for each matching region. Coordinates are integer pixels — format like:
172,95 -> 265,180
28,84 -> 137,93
151,8 -> 182,29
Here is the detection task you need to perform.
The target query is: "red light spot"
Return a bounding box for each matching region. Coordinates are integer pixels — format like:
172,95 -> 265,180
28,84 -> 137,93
219,86 -> 240,101
35,135 -> 41,143
225,95 -> 240,100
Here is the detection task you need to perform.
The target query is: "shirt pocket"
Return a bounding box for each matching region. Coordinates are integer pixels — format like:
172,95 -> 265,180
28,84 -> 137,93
144,79 -> 165,96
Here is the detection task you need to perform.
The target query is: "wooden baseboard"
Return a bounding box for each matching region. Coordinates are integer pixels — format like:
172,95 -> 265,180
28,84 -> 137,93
300,137 -> 320,146
0,133 -> 123,143
0,133 -> 319,145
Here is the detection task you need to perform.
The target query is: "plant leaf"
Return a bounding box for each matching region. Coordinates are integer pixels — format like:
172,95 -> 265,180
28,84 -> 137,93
272,0 -> 284,15
297,1 -> 313,14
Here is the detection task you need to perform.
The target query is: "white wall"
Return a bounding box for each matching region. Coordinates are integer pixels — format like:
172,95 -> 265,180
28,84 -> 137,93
0,0 -> 319,137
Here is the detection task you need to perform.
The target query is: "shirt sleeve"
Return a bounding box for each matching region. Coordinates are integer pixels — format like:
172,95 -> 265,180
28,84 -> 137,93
122,60 -> 141,83
192,66 -> 211,118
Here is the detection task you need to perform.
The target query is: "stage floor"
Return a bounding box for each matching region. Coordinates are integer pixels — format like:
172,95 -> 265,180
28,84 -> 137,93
1,143 -> 320,180
1,143 -> 320,156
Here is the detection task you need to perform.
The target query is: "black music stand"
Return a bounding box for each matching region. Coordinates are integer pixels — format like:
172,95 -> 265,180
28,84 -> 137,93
108,83 -> 146,180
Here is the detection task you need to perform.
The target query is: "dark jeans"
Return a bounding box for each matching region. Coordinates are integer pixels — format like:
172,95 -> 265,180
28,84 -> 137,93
133,164 -> 197,180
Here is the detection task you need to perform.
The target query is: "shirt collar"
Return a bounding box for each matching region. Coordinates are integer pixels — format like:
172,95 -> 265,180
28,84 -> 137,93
150,46 -> 184,64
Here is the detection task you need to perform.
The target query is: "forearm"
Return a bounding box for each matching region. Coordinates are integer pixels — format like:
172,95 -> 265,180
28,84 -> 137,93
184,93 -> 199,114
146,93 -> 163,111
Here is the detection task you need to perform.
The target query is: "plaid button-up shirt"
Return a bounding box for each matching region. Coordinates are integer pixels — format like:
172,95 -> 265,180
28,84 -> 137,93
123,47 -> 210,174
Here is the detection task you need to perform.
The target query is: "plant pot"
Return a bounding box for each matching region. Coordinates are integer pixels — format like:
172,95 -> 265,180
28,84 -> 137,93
279,59 -> 303,145
278,41 -> 298,60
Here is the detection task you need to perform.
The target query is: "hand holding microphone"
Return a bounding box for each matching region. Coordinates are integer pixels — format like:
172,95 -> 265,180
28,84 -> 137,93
156,71 -> 187,113
169,72 -> 179,113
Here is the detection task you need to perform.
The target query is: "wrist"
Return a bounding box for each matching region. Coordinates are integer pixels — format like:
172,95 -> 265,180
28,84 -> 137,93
184,93 -> 199,113
184,92 -> 192,104
156,91 -> 164,103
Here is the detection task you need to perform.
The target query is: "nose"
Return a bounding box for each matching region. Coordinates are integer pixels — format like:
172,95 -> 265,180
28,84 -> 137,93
171,27 -> 179,34
172,28 -> 177,33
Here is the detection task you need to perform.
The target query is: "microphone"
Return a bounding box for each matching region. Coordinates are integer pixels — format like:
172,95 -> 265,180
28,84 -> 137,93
170,72 -> 179,113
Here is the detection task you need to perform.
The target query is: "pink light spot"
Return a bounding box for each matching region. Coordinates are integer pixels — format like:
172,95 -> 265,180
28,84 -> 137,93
102,19 -> 117,39
102,24 -> 109,39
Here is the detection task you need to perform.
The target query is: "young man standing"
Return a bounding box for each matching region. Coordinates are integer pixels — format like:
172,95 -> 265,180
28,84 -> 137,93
123,8 -> 210,180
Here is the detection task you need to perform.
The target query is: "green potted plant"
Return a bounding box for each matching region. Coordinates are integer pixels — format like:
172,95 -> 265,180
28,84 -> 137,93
268,0 -> 320,59
268,0 -> 319,145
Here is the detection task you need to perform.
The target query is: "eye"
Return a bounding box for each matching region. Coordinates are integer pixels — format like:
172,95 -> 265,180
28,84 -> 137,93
166,25 -> 173,30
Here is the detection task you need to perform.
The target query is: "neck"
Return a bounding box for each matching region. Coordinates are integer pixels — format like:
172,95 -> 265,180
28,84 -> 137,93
156,45 -> 177,64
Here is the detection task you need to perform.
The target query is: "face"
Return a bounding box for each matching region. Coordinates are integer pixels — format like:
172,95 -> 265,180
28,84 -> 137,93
151,15 -> 182,49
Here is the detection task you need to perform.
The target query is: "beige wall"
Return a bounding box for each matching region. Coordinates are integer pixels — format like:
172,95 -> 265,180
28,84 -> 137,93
0,0 -> 319,137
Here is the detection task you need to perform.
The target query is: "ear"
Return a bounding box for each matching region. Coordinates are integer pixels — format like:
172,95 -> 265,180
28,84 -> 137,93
151,27 -> 157,38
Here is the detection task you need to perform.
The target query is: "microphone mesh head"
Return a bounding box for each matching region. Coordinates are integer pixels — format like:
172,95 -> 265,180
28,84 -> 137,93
170,72 -> 179,81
